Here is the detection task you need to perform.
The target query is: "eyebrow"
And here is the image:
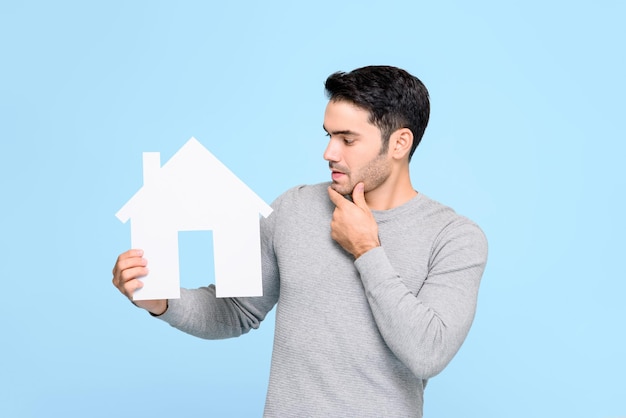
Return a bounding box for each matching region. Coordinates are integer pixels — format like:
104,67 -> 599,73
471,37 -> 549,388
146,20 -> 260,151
322,125 -> 360,136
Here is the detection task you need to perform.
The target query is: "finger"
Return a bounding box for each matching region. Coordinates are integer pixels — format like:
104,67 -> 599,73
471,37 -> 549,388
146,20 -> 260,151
119,275 -> 145,299
351,182 -> 368,210
119,265 -> 149,283
113,258 -> 148,283
113,255 -> 148,284
328,186 -> 348,207
113,265 -> 148,294
113,249 -> 141,274
113,249 -> 146,272
116,249 -> 144,264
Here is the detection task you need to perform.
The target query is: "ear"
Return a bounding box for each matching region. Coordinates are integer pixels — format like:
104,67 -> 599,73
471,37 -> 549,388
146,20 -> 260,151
389,128 -> 413,160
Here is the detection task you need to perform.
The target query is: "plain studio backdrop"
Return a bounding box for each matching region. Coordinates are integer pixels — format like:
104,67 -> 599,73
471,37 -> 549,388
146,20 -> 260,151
1,1 -> 624,417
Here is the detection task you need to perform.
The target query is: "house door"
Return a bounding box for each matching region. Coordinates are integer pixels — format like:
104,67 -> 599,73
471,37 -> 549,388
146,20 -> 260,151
178,230 -> 216,289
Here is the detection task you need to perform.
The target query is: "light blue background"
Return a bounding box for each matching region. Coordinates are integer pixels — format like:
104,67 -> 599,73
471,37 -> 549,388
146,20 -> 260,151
1,1 -> 624,417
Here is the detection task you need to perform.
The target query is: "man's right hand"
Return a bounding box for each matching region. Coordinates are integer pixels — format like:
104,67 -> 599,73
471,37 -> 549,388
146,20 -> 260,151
112,249 -> 168,315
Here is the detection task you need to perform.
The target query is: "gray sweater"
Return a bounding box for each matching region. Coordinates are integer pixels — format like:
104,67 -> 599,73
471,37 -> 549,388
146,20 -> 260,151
157,182 -> 488,417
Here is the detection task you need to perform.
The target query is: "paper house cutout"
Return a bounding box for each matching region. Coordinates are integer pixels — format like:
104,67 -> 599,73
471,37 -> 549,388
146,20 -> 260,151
116,137 -> 272,300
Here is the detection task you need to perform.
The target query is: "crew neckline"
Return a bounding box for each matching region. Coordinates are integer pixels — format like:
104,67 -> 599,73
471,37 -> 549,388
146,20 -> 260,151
371,192 -> 426,223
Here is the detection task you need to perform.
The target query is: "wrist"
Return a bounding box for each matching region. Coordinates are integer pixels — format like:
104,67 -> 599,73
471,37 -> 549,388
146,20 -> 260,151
149,300 -> 169,317
132,299 -> 168,316
354,241 -> 380,259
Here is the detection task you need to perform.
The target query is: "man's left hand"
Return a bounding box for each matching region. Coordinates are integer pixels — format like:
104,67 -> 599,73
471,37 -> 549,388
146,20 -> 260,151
328,183 -> 380,259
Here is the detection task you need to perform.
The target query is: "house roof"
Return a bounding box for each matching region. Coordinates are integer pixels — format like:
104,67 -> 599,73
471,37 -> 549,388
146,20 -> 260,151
116,137 -> 273,223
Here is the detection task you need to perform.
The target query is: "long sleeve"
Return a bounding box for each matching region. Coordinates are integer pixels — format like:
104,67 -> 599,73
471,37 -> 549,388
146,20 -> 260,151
147,183 -> 488,417
154,198 -> 282,340
355,217 -> 488,379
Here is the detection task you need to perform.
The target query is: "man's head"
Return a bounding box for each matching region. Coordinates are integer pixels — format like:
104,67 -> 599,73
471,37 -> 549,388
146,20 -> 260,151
324,65 -> 430,161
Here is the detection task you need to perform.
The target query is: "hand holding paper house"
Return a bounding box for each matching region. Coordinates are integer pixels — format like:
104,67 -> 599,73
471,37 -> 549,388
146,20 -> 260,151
115,137 -> 272,300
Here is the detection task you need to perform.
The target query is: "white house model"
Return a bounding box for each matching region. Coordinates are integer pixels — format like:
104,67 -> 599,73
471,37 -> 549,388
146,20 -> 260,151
116,137 -> 273,300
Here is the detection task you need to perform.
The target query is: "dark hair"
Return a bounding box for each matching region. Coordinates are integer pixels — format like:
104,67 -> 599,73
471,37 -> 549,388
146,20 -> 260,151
324,65 -> 430,160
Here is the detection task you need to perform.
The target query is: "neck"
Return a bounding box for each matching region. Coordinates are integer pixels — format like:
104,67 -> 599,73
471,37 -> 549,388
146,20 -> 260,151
364,170 -> 417,211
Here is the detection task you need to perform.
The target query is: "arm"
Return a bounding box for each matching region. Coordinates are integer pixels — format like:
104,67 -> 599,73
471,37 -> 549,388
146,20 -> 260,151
155,222 -> 280,339
356,221 -> 487,379
328,184 -> 488,379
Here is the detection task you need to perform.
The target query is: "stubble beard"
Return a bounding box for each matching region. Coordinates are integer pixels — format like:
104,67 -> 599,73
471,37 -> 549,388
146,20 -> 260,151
330,153 -> 392,196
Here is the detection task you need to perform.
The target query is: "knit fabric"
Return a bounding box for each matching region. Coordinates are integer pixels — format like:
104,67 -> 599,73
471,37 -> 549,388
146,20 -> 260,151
157,182 -> 488,417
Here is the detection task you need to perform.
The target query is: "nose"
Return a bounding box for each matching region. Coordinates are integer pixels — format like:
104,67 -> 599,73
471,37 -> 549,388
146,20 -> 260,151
323,138 -> 340,163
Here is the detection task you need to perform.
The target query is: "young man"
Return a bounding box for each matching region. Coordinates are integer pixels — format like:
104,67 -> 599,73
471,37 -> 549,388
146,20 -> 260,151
112,66 -> 488,417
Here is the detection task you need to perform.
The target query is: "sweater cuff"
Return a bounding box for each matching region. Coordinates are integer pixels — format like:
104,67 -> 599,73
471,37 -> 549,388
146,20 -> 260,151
354,246 -> 398,291
148,289 -> 187,327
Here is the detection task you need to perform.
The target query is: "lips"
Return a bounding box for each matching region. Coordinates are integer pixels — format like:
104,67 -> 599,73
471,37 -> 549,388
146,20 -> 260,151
331,171 -> 345,181
329,163 -> 348,182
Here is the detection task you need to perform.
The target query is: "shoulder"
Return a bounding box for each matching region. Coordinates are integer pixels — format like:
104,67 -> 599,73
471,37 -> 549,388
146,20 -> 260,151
263,182 -> 334,229
412,194 -> 488,256
270,182 -> 332,211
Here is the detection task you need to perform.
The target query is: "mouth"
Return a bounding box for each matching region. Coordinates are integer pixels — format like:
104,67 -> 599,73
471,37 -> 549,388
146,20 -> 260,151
329,163 -> 347,182
331,171 -> 345,182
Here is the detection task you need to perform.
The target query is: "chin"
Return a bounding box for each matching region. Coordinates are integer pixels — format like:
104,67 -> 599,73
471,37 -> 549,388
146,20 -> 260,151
329,182 -> 341,191
330,182 -> 351,195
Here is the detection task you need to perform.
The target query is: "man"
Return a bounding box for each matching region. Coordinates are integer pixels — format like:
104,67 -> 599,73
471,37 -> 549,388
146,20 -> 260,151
113,65 -> 488,417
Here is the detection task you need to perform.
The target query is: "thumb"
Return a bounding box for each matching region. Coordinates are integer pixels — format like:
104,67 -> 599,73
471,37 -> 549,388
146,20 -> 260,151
351,183 -> 368,209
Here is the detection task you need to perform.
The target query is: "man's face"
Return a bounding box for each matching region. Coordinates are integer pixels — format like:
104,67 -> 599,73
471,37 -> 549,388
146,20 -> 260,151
323,100 -> 392,196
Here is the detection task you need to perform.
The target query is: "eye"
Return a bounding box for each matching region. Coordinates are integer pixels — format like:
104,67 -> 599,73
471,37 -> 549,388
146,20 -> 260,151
343,138 -> 355,145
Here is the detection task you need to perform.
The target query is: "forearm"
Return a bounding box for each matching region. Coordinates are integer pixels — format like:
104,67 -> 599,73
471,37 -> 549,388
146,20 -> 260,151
356,242 -> 486,379
154,199 -> 282,340
155,285 -> 274,340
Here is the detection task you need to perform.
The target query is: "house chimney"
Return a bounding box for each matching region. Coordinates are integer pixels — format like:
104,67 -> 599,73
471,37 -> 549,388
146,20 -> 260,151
143,152 -> 161,186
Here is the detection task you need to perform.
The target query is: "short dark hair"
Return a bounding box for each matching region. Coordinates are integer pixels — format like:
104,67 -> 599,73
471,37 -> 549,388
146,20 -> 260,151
324,65 -> 430,160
